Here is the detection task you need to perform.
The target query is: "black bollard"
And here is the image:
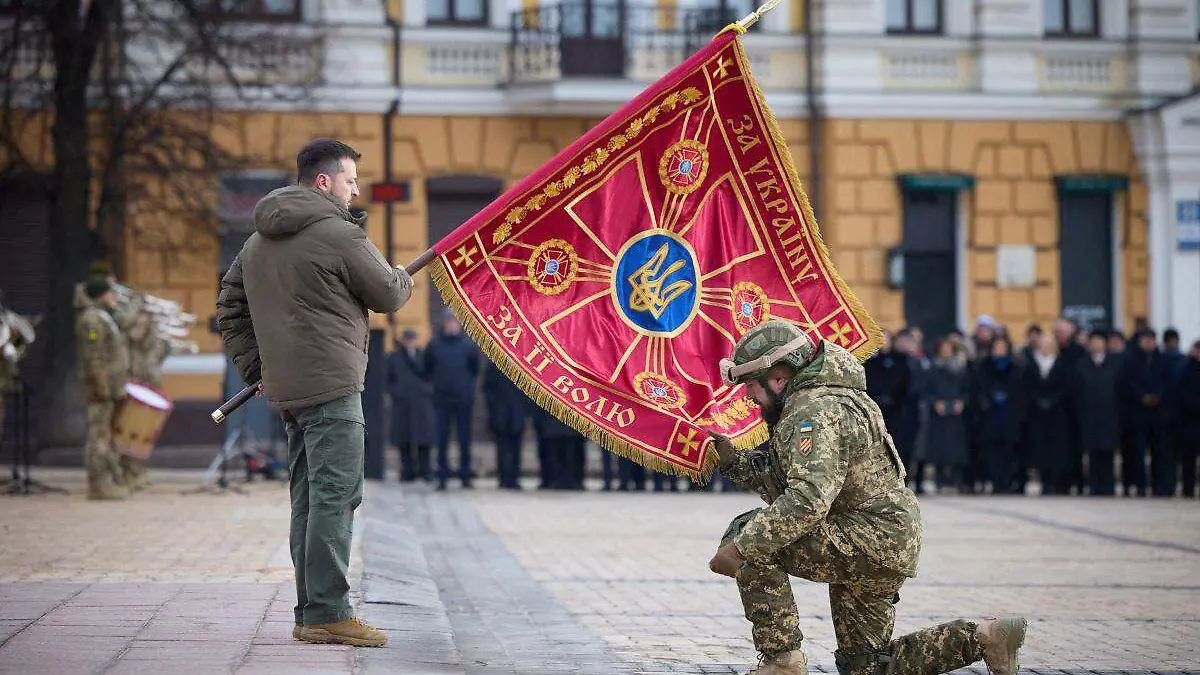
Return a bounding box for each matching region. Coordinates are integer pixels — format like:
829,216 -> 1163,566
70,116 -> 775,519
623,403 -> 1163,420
362,329 -> 387,480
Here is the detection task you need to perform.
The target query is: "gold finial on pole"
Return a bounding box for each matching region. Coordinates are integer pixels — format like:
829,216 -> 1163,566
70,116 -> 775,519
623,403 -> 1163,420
720,0 -> 782,35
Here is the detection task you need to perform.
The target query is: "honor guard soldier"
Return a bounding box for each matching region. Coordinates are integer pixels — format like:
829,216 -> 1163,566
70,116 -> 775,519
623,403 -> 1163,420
708,320 -> 1027,675
76,277 -> 131,500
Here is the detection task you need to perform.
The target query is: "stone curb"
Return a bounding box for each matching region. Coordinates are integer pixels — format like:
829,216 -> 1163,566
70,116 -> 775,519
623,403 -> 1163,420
355,481 -> 467,675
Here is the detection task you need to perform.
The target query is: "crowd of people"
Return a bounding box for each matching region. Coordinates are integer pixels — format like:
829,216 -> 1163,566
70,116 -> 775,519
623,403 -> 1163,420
392,311 -> 1199,498
866,316 -> 1200,498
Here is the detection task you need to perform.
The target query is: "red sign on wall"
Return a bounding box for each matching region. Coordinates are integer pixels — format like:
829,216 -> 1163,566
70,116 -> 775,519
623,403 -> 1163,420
370,181 -> 411,203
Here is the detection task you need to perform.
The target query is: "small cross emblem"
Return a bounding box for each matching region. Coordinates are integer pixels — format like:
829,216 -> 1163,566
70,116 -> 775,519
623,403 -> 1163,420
827,320 -> 852,346
453,245 -> 479,268
711,57 -> 732,80
676,428 -> 700,456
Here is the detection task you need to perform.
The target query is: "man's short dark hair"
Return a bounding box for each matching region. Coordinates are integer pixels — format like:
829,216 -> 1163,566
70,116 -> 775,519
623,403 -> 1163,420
1164,328 -> 1180,343
296,139 -> 361,186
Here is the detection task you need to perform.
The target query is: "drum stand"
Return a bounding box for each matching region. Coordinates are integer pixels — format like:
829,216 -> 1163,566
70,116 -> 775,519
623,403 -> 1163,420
3,381 -> 68,496
181,426 -> 250,496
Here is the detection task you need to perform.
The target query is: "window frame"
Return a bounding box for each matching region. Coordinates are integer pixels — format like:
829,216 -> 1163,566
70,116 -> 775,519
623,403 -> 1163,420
425,0 -> 490,27
1044,0 -> 1100,39
885,0 -> 943,36
200,0 -> 303,23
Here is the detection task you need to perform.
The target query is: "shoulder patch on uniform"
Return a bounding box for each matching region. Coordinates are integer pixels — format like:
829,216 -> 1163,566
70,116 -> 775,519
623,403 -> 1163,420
797,436 -> 813,456
798,421 -> 814,434
87,330 -> 98,341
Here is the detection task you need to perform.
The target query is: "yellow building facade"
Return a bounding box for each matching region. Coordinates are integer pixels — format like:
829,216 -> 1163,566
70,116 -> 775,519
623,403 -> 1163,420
4,0 -> 1197,432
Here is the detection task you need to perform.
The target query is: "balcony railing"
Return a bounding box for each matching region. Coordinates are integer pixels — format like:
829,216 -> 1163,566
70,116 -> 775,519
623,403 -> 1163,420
508,2 -> 751,84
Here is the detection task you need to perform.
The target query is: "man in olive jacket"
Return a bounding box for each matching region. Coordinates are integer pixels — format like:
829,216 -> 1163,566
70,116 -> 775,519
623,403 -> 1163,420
217,139 -> 412,648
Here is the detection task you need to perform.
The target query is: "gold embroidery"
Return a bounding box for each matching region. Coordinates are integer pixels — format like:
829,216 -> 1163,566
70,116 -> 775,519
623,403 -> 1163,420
494,87 -> 703,245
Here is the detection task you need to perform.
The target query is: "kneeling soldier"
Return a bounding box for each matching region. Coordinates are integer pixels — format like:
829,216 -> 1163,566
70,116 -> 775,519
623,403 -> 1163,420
709,320 -> 1026,675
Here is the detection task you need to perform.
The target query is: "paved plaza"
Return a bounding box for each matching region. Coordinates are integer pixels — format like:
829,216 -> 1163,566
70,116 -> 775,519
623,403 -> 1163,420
0,467 -> 1198,674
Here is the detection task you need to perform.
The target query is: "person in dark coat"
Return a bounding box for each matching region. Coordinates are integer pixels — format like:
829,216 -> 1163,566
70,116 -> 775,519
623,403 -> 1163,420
923,339 -> 971,492
532,406 -> 584,490
424,313 -> 482,490
1176,341 -> 1200,499
1022,333 -> 1073,495
1072,330 -> 1122,496
864,330 -> 910,454
893,329 -> 927,487
1120,330 -> 1175,497
972,336 -> 1024,494
482,363 -> 527,489
1052,318 -> 1087,493
387,329 -> 437,481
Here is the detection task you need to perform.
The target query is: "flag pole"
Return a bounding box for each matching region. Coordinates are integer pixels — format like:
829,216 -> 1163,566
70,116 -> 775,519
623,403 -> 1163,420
720,0 -> 782,35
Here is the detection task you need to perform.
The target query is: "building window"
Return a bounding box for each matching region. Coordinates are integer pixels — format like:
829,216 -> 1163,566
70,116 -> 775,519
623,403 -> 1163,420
1044,0 -> 1099,38
426,0 -> 488,26
886,0 -> 942,35
198,0 -> 301,21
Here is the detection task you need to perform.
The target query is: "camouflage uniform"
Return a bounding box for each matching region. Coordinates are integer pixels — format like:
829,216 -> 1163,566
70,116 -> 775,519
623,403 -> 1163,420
717,320 -> 1013,675
76,289 -> 131,498
119,306 -> 169,488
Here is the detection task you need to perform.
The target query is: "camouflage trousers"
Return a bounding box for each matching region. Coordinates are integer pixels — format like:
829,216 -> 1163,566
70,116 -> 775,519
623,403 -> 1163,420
722,509 -> 982,675
118,455 -> 148,486
85,402 -> 125,490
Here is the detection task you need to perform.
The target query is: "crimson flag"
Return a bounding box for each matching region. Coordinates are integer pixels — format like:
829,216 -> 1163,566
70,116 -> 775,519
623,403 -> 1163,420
429,28 -> 880,481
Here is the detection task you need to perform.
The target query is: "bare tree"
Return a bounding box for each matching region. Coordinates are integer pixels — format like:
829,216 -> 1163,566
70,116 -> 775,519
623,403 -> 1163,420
0,0 -> 320,445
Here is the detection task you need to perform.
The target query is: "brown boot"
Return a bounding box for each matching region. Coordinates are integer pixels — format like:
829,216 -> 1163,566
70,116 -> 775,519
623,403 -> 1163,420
87,482 -> 129,501
749,649 -> 808,675
298,618 -> 387,647
292,624 -> 303,640
975,617 -> 1027,675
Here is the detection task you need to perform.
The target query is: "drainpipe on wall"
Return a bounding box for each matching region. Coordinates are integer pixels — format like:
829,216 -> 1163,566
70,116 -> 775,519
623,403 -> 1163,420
383,14 -> 403,329
803,0 -> 821,221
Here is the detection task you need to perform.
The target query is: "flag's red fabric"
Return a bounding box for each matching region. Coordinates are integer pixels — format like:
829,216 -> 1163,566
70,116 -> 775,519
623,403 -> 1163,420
428,29 -> 880,480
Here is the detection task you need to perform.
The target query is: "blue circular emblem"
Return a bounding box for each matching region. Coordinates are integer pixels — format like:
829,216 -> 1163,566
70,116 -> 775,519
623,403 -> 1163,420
613,231 -> 699,336
678,159 -> 693,175
544,259 -> 560,275
741,301 -> 754,317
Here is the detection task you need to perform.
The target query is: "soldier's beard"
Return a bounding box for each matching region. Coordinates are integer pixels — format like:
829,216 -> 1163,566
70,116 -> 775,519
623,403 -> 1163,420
760,388 -> 786,430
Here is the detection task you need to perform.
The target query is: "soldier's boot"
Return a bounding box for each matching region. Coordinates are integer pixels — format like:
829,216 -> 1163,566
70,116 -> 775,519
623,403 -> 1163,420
975,617 -> 1027,675
298,617 -> 387,648
749,649 -> 808,675
87,481 -> 129,501
292,624 -> 303,640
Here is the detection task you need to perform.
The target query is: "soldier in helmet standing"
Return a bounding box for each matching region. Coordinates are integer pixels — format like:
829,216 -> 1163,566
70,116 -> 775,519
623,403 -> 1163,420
707,319 -> 1027,675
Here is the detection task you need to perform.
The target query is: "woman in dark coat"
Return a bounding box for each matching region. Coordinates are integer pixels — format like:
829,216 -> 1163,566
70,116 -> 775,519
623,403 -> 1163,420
1021,333 -> 1073,495
923,338 -> 971,492
972,336 -> 1025,494
387,330 -> 437,481
1072,330 -> 1122,496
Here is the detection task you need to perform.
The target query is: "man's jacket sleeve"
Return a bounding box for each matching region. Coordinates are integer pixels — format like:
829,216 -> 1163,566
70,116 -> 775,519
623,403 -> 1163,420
341,227 -> 413,314
732,401 -> 853,562
216,257 -> 262,385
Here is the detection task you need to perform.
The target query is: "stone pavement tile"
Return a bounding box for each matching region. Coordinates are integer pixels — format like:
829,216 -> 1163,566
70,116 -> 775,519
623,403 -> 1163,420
106,660 -> 238,675
66,583 -> 182,606
0,600 -> 68,621
357,660 -> 470,675
118,639 -> 248,662
0,583 -> 84,603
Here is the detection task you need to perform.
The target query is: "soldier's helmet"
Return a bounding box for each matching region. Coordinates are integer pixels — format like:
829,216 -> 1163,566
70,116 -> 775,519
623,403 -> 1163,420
719,319 -> 816,386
